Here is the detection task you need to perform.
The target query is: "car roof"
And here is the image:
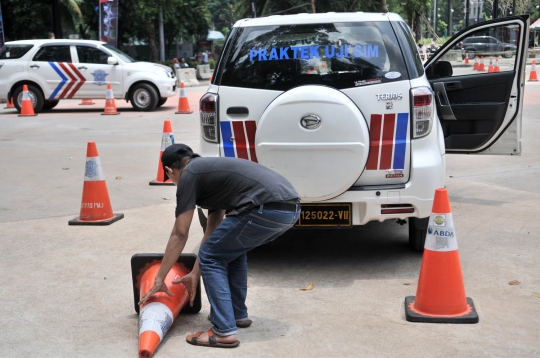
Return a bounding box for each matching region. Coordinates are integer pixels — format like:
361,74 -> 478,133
233,12 -> 404,27
4,39 -> 106,46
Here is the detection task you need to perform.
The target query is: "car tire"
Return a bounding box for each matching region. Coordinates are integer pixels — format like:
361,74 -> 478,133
408,217 -> 429,252
157,97 -> 167,107
42,100 -> 59,110
13,84 -> 44,113
130,83 -> 159,111
503,49 -> 513,58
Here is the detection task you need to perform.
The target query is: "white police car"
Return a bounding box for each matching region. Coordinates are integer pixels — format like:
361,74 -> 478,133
0,39 -> 176,112
199,13 -> 530,250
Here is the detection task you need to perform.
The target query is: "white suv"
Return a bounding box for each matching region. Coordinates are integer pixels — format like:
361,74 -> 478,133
199,13 -> 529,250
0,39 -> 177,112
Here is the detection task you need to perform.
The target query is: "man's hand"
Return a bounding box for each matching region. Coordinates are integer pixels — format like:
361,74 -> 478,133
173,272 -> 199,307
138,278 -> 174,305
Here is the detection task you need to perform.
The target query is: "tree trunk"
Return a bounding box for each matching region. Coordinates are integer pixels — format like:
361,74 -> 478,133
378,0 -> 387,12
413,10 -> 423,42
146,23 -> 159,62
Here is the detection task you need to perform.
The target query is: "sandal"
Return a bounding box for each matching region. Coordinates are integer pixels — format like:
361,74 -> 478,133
207,314 -> 252,328
186,328 -> 240,348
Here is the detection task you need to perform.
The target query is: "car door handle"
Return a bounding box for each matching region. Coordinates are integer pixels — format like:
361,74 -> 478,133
30,64 -> 40,69
433,82 -> 457,121
445,81 -> 460,89
78,66 -> 87,70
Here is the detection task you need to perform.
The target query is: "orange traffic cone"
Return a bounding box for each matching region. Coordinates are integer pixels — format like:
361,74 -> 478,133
528,60 -> 539,82
478,56 -> 485,71
131,253 -> 201,358
149,120 -> 175,186
487,57 -> 494,73
405,188 -> 479,323
464,52 -> 470,65
102,83 -> 120,115
493,58 -> 500,73
69,142 -> 124,225
473,56 -> 479,70
80,98 -> 94,105
18,85 -> 37,117
175,82 -> 193,114
4,97 -> 15,109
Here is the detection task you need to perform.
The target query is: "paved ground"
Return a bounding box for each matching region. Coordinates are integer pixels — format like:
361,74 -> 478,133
1,77 -> 539,357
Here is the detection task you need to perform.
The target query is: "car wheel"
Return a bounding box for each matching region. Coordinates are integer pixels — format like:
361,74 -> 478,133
130,83 -> 158,111
157,98 -> 167,107
13,84 -> 44,113
503,49 -> 513,58
42,100 -> 59,110
465,50 -> 475,60
408,217 -> 429,252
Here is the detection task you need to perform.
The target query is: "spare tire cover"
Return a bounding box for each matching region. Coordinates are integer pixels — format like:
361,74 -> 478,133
255,85 -> 369,201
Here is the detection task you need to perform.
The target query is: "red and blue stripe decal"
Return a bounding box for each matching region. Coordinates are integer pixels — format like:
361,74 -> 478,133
366,113 -> 409,170
49,62 -> 86,100
220,121 -> 258,162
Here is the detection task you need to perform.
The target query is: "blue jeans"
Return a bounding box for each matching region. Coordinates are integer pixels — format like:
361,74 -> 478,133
198,202 -> 300,336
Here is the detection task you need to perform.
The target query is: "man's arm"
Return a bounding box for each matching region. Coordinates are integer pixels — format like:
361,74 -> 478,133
138,209 -> 194,304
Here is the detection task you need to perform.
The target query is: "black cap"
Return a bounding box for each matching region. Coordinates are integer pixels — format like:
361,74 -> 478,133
161,144 -> 194,168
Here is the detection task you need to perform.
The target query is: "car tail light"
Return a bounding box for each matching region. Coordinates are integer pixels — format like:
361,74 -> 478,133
200,93 -> 219,143
411,87 -> 434,138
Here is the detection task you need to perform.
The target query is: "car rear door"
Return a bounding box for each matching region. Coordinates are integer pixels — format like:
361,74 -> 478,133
424,15 -> 529,154
28,43 -> 74,100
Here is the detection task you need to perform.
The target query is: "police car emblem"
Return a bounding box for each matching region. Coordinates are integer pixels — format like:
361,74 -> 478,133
91,69 -> 109,85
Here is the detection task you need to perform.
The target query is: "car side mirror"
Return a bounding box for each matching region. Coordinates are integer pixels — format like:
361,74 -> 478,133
434,60 -> 453,78
107,57 -> 118,65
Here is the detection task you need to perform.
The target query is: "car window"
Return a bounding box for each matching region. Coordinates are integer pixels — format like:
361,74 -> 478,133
219,22 -> 409,91
76,46 -> 110,64
32,45 -> 72,62
430,23 -> 520,79
0,45 -> 34,59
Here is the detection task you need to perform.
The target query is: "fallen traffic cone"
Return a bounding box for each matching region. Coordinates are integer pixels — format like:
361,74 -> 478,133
464,52 -> 470,65
18,85 -> 37,117
487,57 -> 494,73
175,82 -> 193,114
4,97 -> 15,109
80,98 -> 95,105
473,56 -> 479,70
405,188 -> 479,323
102,83 -> 120,115
149,120 -> 175,186
528,60 -> 539,82
69,141 -> 124,225
131,253 -> 201,358
493,58 -> 500,73
478,56 -> 485,71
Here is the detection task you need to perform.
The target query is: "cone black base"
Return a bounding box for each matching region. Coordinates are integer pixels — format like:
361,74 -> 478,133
131,253 -> 202,314
404,296 -> 479,323
18,114 -> 38,117
149,180 -> 175,186
175,111 -> 193,114
69,213 -> 124,226
101,113 -> 120,115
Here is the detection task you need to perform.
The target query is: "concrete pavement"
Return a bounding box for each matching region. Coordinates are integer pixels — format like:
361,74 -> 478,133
0,81 -> 539,357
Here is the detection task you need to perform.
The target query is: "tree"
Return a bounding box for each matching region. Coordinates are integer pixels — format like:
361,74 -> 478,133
118,0 -> 210,62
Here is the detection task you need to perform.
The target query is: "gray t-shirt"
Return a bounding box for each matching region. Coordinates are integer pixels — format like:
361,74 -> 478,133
175,157 -> 299,217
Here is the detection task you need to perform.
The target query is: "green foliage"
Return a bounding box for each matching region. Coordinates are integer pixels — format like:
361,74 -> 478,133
208,58 -> 217,69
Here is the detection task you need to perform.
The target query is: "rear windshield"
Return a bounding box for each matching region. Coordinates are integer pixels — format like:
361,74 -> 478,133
0,45 -> 34,59
218,22 -> 408,91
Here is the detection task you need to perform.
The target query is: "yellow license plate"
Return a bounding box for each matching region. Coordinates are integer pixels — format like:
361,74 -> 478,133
296,203 -> 352,227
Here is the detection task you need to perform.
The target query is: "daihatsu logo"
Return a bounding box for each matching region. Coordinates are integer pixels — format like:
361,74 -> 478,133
300,114 -> 321,129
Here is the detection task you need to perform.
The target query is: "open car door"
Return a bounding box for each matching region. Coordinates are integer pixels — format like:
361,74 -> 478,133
424,15 -> 530,154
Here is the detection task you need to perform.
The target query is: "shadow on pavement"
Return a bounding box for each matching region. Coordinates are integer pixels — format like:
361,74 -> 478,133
247,220 -> 423,288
